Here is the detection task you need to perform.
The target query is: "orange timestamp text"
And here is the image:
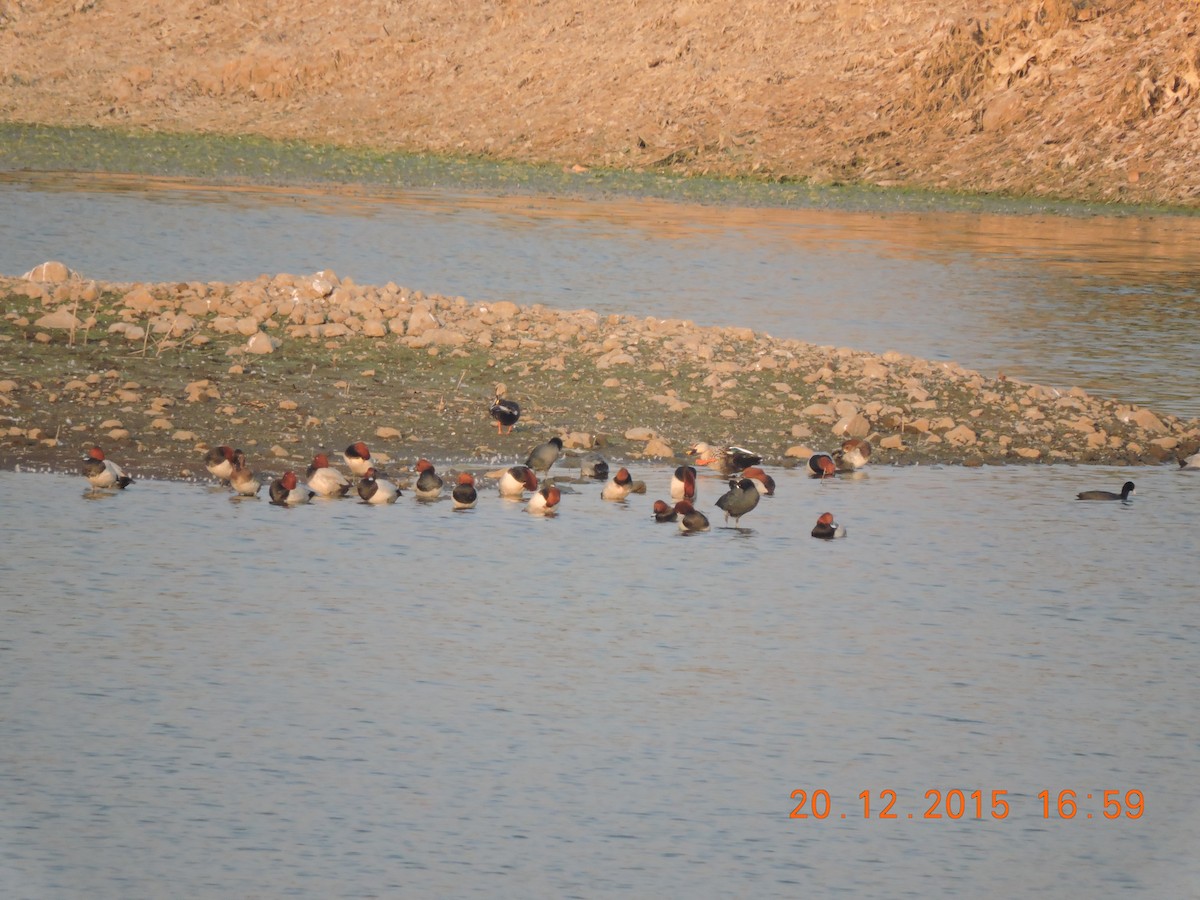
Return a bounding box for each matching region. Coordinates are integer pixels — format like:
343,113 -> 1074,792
789,788 -> 1144,820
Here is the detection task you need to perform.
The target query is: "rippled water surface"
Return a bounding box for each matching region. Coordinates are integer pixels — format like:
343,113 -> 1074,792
1,173 -> 1198,418
2,465 -> 1197,898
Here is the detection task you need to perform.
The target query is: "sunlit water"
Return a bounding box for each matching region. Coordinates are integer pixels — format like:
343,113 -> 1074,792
2,464 -> 1197,898
1,174 -> 1198,419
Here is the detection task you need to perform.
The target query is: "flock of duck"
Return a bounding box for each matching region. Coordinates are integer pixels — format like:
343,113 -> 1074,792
80,436 -> 855,537
80,393 -> 1176,534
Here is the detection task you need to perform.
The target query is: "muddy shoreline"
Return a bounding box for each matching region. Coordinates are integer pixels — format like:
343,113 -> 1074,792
3,266 -> 1197,485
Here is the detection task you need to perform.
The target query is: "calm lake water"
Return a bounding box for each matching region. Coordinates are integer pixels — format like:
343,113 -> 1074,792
1,464 -> 1198,898
1,170 -> 1198,896
1,173 -> 1198,419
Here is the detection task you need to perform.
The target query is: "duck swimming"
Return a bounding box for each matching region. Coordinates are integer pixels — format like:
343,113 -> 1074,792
357,467 -> 399,504
270,470 -> 313,506
1077,481 -> 1135,501
452,472 -> 478,509
343,441 -> 373,477
670,465 -> 697,501
741,466 -> 775,496
600,467 -> 635,501
498,465 -> 538,498
674,500 -> 710,533
811,511 -> 846,539
527,484 -> 561,515
807,453 -> 837,479
414,458 -> 444,500
306,453 -> 351,498
652,499 -> 678,522
82,446 -> 133,490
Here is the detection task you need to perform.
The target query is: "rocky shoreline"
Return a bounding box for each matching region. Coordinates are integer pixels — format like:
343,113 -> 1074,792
2,264 -> 1197,484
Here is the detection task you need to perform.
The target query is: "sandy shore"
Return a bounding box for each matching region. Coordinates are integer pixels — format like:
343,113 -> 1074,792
2,265 -> 1197,485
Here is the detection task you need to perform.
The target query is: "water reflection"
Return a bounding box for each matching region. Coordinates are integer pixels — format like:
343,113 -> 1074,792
1,172 -> 1197,418
1,465 -> 1197,897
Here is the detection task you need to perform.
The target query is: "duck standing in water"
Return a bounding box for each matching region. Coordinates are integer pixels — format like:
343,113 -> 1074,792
527,484 -> 561,515
652,500 -> 678,522
82,446 -> 133,490
343,441 -> 373,477
670,465 -> 697,501
270,470 -> 313,506
498,465 -> 538,498
229,449 -> 261,497
526,436 -> 564,473
1077,481 -> 1136,501
807,452 -> 837,479
741,466 -> 775,496
452,472 -> 478,509
601,467 -> 635,501
489,391 -> 521,435
686,442 -> 762,475
306,453 -> 351,498
674,500 -> 710,533
357,467 -> 399,504
715,477 -> 760,527
414,458 -> 444,500
833,438 -> 872,471
203,445 -> 237,484
811,512 -> 847,539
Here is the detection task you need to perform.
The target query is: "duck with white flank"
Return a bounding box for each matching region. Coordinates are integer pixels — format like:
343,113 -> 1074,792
270,471 -> 313,506
229,449 -> 261,496
526,436 -> 563,473
741,466 -> 775,496
489,391 -> 521,435
601,467 -> 635,501
82,446 -> 133,490
357,467 -> 399,504
306,453 -> 351,498
670,465 -> 697,501
674,500 -> 710,533
833,438 -> 872,471
452,473 -> 478,509
527,484 -> 561,515
686,442 -> 762,475
1077,481 -> 1136,501
811,512 -> 847,539
807,452 -> 837,479
498,465 -> 538,498
203,445 -> 237,484
715,477 -> 760,527
414,458 -> 444,500
343,441 -> 373,477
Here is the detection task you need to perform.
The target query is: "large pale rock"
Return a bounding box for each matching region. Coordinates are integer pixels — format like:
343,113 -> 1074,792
597,350 -> 636,369
944,424 -> 977,446
833,413 -> 871,438
407,303 -> 439,336
24,261 -> 74,282
642,438 -> 675,458
236,316 -> 261,336
246,333 -> 279,354
34,309 -> 83,330
489,301 -> 520,319
624,427 -> 658,441
123,287 -> 158,312
1128,408 -> 1165,433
